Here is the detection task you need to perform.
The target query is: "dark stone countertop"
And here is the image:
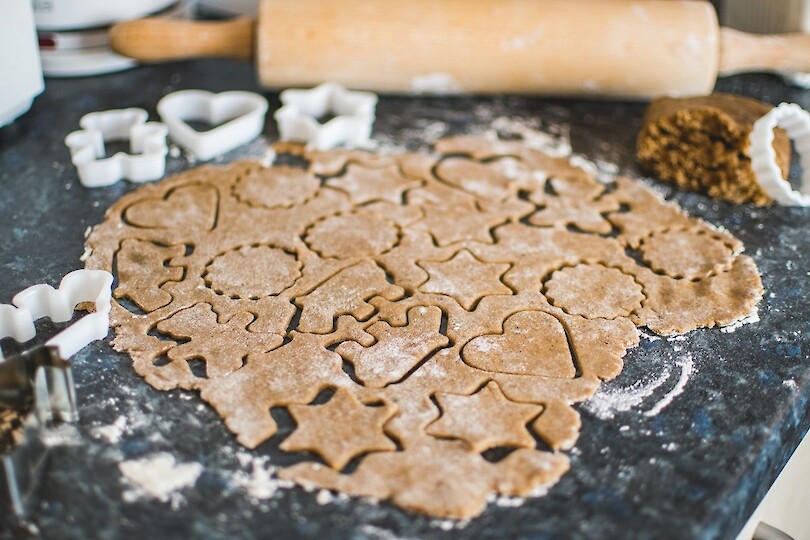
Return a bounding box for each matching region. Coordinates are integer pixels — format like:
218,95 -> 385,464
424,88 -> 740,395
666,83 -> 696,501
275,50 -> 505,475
0,60 -> 807,540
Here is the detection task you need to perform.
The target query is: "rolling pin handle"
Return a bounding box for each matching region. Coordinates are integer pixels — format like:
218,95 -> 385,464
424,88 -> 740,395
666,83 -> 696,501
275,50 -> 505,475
109,17 -> 255,62
720,27 -> 810,76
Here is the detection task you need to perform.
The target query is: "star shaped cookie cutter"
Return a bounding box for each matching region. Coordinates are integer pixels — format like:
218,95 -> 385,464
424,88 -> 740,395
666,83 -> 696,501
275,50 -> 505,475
65,108 -> 169,188
274,83 -> 378,151
750,102 -> 810,206
0,269 -> 113,521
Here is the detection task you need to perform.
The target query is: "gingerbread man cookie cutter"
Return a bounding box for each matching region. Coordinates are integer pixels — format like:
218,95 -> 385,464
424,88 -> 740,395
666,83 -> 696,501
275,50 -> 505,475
65,108 -> 169,188
274,83 -> 378,151
0,269 -> 112,520
157,90 -> 269,161
750,102 -> 810,206
0,269 -> 114,362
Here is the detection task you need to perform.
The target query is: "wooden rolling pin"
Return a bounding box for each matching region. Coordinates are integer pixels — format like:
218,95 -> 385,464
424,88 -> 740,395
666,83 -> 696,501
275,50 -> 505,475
110,0 -> 810,99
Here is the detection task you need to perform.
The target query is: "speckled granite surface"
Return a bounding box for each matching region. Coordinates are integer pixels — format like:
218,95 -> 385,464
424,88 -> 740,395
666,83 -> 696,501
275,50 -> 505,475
0,61 -> 807,539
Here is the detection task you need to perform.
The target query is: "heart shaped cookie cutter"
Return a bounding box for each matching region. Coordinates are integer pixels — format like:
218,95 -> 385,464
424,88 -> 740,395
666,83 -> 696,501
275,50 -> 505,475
274,83 -> 378,151
750,102 -> 810,206
157,89 -> 269,161
65,108 -> 169,188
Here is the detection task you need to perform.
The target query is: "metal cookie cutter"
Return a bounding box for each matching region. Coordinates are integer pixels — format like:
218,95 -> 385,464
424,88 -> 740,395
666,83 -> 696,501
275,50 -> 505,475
157,89 -> 269,161
274,82 -> 378,151
750,102 -> 810,206
65,108 -> 169,188
0,269 -> 113,522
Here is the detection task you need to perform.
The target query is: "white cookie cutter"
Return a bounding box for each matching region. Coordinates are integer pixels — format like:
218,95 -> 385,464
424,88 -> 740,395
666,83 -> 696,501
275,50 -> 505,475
65,108 -> 169,188
274,83 -> 378,151
157,89 -> 269,161
750,102 -> 810,206
0,269 -> 113,361
0,269 -> 112,520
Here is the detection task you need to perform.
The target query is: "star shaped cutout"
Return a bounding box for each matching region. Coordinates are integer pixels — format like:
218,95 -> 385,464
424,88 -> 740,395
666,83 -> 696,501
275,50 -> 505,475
326,163 -> 422,205
427,381 -> 542,452
274,82 -> 378,150
280,388 -> 397,470
413,202 -> 509,246
418,250 -> 512,310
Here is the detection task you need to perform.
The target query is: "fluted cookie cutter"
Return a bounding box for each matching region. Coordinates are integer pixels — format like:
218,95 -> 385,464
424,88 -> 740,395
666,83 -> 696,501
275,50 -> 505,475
750,102 -> 810,206
157,89 -> 269,161
65,108 -> 169,188
0,269 -> 113,520
274,83 -> 378,151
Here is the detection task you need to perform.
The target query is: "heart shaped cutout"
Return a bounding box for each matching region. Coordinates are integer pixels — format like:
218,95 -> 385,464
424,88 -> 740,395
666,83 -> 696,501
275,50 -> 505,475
462,311 -> 575,377
124,183 -> 219,232
157,90 -> 269,160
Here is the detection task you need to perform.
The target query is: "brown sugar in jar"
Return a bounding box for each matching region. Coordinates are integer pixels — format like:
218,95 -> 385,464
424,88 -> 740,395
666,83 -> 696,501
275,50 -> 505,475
637,93 -> 791,205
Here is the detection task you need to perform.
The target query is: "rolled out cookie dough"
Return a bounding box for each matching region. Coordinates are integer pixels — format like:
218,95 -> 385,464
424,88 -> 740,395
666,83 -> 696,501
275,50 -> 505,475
85,135 -> 763,519
637,93 -> 791,205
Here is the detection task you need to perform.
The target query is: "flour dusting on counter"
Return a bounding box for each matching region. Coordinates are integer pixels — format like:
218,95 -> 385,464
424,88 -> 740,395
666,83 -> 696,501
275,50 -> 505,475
230,452 -> 292,501
430,518 -> 471,531
584,346 -> 700,420
119,452 -> 203,506
720,308 -> 760,333
40,423 -> 83,447
92,415 -> 128,444
489,116 -> 572,156
645,354 -> 694,417
584,370 -> 672,420
358,524 -> 417,540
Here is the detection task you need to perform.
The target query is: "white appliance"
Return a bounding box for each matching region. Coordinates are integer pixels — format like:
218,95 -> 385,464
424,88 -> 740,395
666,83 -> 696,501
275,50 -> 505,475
32,0 -> 178,31
32,0 -> 188,78
0,0 -> 44,128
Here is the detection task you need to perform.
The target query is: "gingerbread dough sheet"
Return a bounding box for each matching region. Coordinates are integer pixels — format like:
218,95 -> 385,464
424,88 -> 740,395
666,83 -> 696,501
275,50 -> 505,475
85,136 -> 763,519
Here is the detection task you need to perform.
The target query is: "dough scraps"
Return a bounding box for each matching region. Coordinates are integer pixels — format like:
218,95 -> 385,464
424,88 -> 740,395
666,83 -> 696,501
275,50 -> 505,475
636,93 -> 791,205
0,407 -> 25,455
85,135 -> 763,519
